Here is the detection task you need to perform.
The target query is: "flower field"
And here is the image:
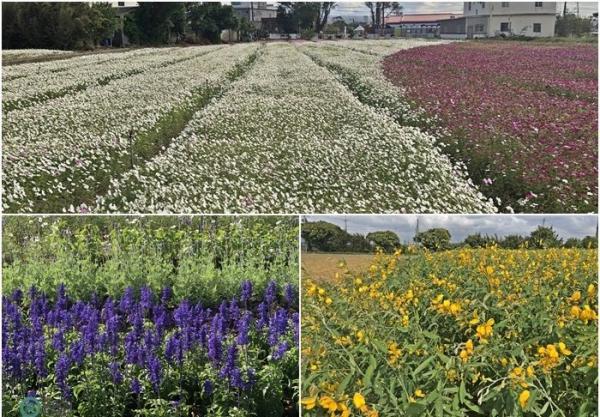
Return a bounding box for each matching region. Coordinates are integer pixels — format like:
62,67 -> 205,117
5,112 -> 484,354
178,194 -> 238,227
302,247 -> 598,416
2,216 -> 299,416
3,41 -> 495,214
382,42 -> 598,213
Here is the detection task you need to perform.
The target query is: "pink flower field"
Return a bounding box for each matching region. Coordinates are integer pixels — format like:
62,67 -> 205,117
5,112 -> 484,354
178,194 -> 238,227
383,41 -> 597,213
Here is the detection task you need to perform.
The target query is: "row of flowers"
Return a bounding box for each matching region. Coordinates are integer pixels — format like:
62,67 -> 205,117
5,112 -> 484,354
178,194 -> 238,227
382,41 -> 598,213
3,280 -> 299,416
3,44 -> 259,213
3,46 -> 221,110
95,43 -> 494,213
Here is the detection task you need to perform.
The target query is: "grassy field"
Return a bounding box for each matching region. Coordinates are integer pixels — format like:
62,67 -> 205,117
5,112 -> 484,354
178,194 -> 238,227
301,252 -> 375,282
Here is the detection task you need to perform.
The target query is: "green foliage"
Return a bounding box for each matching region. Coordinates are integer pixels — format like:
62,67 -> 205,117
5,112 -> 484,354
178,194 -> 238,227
366,231 -> 400,252
2,216 -> 298,304
301,221 -> 347,252
414,228 -> 451,251
464,233 -> 498,248
555,13 -> 593,37
188,3 -> 238,43
529,226 -> 563,249
128,2 -> 186,44
302,248 -> 598,417
2,2 -> 118,50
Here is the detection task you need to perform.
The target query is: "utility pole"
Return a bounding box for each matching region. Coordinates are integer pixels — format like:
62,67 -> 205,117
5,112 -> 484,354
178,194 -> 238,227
577,2 -> 580,17
344,216 -> 348,233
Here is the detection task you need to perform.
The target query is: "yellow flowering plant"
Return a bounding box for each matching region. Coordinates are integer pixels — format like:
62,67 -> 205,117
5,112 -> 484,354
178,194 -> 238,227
301,247 -> 597,416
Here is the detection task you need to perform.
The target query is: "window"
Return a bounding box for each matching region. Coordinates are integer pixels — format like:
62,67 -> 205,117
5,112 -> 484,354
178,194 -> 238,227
501,2 -> 509,7
533,23 -> 541,32
481,2 -> 486,8
468,2 -> 472,11
500,22 -> 510,31
475,23 -> 485,32
117,1 -> 125,5
535,2 -> 543,7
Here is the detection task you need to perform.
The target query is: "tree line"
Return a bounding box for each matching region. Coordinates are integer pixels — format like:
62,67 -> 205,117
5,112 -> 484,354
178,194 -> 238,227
2,2 -> 252,50
302,221 -> 598,253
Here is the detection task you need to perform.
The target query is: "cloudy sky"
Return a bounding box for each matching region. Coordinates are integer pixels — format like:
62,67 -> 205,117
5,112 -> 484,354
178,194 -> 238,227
305,215 -> 598,243
330,1 -> 598,17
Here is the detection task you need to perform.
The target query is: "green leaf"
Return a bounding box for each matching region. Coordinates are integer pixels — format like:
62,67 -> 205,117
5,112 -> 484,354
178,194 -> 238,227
336,372 -> 354,398
363,355 -> 377,388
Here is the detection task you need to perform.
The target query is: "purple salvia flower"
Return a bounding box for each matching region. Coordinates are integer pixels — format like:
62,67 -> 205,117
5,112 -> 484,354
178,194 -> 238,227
284,283 -> 296,306
236,312 -> 252,345
256,302 -> 269,330
131,378 -> 142,394
265,281 -> 277,306
203,379 -> 213,396
55,353 -> 71,398
240,280 -> 252,303
147,355 -> 162,394
109,361 -> 123,385
272,341 -> 289,361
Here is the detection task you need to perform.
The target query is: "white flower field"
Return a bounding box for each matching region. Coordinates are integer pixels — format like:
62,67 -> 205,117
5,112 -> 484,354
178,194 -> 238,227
3,40 -> 496,213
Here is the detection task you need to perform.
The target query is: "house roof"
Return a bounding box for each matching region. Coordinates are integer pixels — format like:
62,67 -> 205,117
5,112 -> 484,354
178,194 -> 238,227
386,14 -> 463,24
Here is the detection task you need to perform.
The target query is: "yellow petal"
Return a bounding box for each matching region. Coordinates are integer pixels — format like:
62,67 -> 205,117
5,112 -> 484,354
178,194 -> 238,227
353,392 -> 366,409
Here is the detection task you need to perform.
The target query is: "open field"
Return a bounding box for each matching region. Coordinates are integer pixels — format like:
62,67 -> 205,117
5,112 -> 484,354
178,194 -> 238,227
301,252 -> 375,282
2,217 -> 299,416
3,39 -> 595,213
383,41 -> 598,213
302,247 -> 598,416
2,40 -> 494,214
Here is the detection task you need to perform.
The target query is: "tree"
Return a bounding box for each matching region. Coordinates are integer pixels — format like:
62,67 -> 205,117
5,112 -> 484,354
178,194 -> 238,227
277,2 -> 336,33
89,3 -> 119,46
529,226 -> 562,249
581,236 -> 598,249
365,2 -> 401,33
2,3 -> 118,50
366,231 -> 400,252
302,221 -> 348,252
129,2 -> 186,44
500,234 -> 526,249
555,13 -> 593,37
188,3 -> 237,43
564,238 -> 582,248
315,2 -> 336,33
414,228 -> 451,251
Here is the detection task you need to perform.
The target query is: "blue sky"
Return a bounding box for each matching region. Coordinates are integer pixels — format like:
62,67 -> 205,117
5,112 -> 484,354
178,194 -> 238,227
329,1 -> 598,17
305,215 -> 598,243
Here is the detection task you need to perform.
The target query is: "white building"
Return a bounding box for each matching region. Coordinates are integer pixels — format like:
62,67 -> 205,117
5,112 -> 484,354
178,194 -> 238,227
440,2 -> 557,39
231,2 -> 278,28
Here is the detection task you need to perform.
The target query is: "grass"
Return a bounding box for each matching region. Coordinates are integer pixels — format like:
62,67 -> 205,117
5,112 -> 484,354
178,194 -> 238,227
301,252 -> 376,282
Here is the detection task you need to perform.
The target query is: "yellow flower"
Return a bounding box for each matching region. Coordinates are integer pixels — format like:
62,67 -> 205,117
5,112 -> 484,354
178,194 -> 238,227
415,389 -> 425,398
558,342 -> 572,355
526,365 -> 535,377
569,290 -> 581,302
518,390 -> 530,409
476,319 -> 494,341
570,305 -> 581,318
353,392 -> 366,409
325,297 -> 333,305
339,402 -> 350,417
465,339 -> 474,353
319,396 -> 338,412
587,284 -> 595,298
301,396 -> 317,410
